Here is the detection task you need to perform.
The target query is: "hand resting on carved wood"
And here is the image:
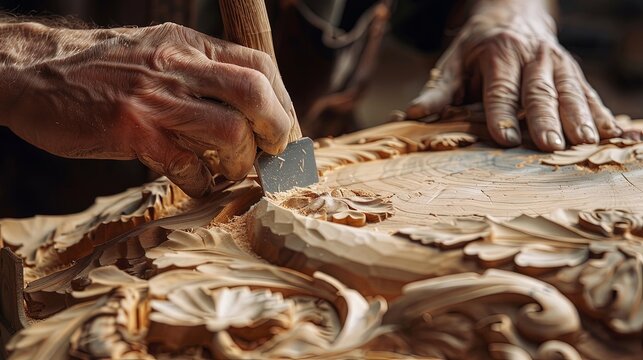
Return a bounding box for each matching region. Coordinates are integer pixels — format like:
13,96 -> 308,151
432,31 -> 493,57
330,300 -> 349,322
406,0 -> 623,152
0,22 -> 295,197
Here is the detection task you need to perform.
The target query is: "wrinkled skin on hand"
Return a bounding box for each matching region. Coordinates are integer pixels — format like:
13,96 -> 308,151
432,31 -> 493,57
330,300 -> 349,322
6,22 -> 294,197
406,1 -> 622,151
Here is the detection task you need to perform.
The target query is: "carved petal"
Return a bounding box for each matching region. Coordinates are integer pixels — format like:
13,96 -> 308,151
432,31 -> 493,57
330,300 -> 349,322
150,286 -> 291,331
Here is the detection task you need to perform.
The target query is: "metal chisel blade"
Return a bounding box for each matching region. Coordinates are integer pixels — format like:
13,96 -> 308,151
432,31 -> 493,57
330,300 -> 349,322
255,137 -> 319,194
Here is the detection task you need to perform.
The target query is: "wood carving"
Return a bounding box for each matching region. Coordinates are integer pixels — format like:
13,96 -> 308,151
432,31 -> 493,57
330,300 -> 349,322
542,138 -> 643,167
275,187 -> 394,227
1,112 -> 642,359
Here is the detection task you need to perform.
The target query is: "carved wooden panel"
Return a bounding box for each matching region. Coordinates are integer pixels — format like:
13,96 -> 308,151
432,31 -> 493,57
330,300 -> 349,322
1,111 -> 641,359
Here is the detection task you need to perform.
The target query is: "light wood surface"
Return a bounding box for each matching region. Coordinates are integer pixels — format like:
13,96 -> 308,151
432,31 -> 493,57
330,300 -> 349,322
1,113 -> 642,359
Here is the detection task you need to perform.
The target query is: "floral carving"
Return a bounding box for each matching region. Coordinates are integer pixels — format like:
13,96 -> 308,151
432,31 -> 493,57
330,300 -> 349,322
542,138 -> 643,167
277,188 -> 394,227
422,132 -> 478,151
2,115 -> 643,359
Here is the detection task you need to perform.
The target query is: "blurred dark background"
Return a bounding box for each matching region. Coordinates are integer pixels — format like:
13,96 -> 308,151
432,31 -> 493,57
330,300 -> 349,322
1,0 -> 642,218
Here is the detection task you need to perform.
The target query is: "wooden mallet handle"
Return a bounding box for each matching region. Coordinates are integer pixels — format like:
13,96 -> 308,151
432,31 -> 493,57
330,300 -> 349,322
219,0 -> 303,142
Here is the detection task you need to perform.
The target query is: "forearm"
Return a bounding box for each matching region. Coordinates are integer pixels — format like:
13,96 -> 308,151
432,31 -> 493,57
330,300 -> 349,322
470,0 -> 557,30
472,0 -> 556,14
0,21 -> 123,127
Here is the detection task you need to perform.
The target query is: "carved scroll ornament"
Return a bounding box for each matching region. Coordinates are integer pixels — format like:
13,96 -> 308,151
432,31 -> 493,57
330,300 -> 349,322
1,114 -> 642,359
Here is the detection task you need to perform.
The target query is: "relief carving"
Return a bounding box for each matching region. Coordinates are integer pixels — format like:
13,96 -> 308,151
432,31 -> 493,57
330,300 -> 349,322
276,188 -> 394,227
1,116 -> 642,359
542,138 -> 643,167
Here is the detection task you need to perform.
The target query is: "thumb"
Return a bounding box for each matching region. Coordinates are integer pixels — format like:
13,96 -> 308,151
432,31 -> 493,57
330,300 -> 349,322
406,48 -> 463,120
136,131 -> 213,198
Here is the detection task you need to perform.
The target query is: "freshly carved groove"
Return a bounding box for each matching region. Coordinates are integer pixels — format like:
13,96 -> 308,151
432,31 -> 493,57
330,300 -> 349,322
2,116 -> 642,359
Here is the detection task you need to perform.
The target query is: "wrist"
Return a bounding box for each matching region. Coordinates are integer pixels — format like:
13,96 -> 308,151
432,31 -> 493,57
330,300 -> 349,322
469,0 -> 557,35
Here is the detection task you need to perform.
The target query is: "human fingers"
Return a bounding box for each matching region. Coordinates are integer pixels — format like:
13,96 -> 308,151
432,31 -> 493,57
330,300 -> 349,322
480,46 -> 522,147
158,48 -> 290,154
569,59 -> 622,139
522,45 -> 565,151
135,130 -> 213,198
406,46 -> 463,120
158,99 -> 257,181
554,56 -> 598,145
211,45 -> 296,136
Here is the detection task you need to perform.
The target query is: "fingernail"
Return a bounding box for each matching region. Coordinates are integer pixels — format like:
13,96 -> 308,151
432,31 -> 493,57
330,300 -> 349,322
581,125 -> 598,143
502,127 -> 521,146
546,131 -> 563,149
389,110 -> 407,122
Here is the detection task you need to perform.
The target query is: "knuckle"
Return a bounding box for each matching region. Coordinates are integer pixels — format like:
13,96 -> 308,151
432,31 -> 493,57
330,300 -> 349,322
149,44 -> 189,72
556,78 -> 585,103
158,22 -> 182,34
494,31 -> 521,44
485,79 -> 520,101
237,69 -> 272,109
523,78 -> 557,100
529,113 -> 559,127
165,152 -> 194,179
219,112 -> 251,146
251,50 -> 275,76
480,31 -> 522,54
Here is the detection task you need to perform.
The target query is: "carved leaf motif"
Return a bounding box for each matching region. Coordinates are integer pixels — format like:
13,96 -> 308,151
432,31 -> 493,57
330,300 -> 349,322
384,270 -> 581,359
71,287 -> 151,359
423,132 -> 478,151
22,179 -> 255,296
72,265 -> 148,299
458,210 -> 643,335
278,188 -> 394,227
394,219 -> 490,249
147,265 -> 387,358
144,228 -> 389,358
7,298 -> 106,360
577,209 -> 643,237
0,178 -> 182,265
315,136 -> 417,175
145,227 -> 253,269
542,140 -> 643,166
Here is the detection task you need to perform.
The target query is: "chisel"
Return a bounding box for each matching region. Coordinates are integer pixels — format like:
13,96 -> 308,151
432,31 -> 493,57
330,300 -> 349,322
219,0 -> 319,193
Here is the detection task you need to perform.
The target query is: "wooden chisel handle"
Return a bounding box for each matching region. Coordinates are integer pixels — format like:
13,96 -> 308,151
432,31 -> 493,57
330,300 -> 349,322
219,0 -> 303,142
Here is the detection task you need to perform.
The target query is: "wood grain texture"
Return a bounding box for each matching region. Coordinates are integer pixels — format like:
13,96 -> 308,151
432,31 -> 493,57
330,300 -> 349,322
1,111 -> 642,359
